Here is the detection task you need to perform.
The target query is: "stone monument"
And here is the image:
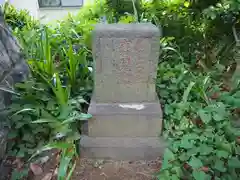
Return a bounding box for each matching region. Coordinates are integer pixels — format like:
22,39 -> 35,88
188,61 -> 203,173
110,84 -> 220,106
81,23 -> 165,160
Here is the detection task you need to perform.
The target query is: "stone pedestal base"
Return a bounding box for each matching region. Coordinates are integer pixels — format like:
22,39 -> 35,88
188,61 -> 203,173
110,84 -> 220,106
80,136 -> 165,160
80,102 -> 165,160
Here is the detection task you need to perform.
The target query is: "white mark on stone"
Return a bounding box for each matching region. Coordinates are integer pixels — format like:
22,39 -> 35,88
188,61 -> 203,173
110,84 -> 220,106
119,104 -> 145,110
88,67 -> 93,72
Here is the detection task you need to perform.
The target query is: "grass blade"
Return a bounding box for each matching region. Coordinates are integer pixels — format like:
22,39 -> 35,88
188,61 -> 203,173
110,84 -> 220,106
182,82 -> 195,103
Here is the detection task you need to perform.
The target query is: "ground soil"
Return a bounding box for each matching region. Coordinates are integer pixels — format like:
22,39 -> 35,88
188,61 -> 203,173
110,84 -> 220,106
32,156 -> 162,180
72,158 -> 162,180
1,150 -> 162,180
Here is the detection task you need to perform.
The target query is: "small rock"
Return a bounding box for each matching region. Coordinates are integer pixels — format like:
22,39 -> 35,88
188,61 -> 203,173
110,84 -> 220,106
30,163 -> 43,176
39,156 -> 50,164
41,173 -> 53,180
53,168 -> 58,176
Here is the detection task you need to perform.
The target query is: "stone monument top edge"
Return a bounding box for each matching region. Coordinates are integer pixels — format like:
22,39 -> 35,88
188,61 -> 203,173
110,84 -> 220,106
93,23 -> 161,38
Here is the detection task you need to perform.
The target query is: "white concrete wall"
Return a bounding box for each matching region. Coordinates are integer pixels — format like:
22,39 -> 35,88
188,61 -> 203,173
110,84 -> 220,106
9,0 -> 39,19
38,7 -> 80,23
9,0 -> 84,23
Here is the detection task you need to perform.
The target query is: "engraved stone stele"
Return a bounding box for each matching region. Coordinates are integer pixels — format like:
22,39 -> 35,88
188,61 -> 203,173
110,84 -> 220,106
80,23 -> 165,160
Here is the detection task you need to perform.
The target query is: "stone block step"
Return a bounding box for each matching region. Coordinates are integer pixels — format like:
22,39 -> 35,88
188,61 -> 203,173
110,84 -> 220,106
80,136 -> 166,160
87,102 -> 163,137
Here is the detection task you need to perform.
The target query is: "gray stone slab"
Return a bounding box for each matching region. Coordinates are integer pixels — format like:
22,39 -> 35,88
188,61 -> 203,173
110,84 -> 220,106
87,102 -> 162,137
80,136 -> 166,160
92,23 -> 160,38
92,23 -> 160,103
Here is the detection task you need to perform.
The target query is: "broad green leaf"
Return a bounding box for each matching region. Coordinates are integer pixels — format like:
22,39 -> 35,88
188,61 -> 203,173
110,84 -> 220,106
157,170 -> 170,180
179,153 -> 190,161
212,113 -> 224,121
172,141 -> 181,152
198,110 -> 211,124
228,157 -> 240,168
192,170 -> 209,180
180,138 -> 194,149
229,168 -> 238,179
216,150 -> 229,158
164,105 -> 174,115
170,174 -> 179,180
187,133 -> 199,140
58,105 -> 72,120
160,159 -> 173,171
161,149 -> 175,170
217,142 -> 232,153
214,159 -> 226,172
187,147 -> 200,156
163,148 -> 175,161
171,166 -> 182,177
199,144 -> 213,155
188,157 -> 203,169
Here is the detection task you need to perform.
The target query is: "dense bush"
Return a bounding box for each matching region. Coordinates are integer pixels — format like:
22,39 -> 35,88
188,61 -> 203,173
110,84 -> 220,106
156,58 -> 240,179
1,2 -> 39,30
2,0 -> 240,179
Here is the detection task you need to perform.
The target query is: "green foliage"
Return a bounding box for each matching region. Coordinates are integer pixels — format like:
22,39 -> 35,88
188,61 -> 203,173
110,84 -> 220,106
106,0 -> 142,21
5,49 -> 92,179
1,2 -> 39,30
4,0 -> 240,179
1,7 -> 92,178
156,50 -> 240,179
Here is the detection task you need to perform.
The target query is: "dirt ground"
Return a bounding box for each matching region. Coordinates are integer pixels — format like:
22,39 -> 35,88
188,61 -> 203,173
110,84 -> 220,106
0,150 -> 162,180
32,155 -> 162,180
72,158 -> 162,180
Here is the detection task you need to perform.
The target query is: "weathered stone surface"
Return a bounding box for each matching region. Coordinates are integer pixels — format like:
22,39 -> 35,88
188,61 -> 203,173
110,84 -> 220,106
87,102 -> 162,137
0,128 -> 7,159
0,8 -> 29,166
92,23 -> 160,103
82,23 -> 164,160
80,136 -> 166,160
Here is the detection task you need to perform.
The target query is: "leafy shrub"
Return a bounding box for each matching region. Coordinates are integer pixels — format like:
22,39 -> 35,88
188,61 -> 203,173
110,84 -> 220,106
1,2 -> 39,30
4,25 -> 92,179
106,0 -> 142,21
156,50 -> 240,179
